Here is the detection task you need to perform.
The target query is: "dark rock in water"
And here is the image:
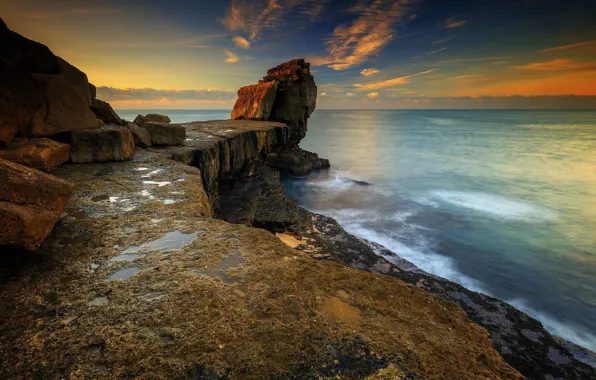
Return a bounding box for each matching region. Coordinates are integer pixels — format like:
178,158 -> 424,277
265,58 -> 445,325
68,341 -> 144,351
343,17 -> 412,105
70,125 -> 135,163
268,147 -> 330,176
90,98 -> 123,126
0,60 -> 44,145
0,158 -> 74,251
0,137 -> 70,171
142,122 -> 185,146
125,123 -> 151,148
134,114 -> 171,124
231,59 -> 317,147
0,17 -> 60,74
231,80 -> 279,120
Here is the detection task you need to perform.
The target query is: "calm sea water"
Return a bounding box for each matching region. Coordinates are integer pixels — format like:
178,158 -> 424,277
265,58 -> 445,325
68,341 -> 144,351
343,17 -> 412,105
118,108 -> 596,351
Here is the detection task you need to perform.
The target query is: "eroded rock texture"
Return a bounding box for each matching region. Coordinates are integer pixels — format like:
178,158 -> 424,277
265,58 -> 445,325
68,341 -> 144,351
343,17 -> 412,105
70,125 -> 135,164
0,138 -> 70,172
0,158 -> 74,250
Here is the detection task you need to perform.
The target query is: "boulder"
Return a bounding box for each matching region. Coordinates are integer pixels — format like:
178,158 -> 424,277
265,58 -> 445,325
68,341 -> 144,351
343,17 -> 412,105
57,57 -> 91,107
70,125 -> 135,163
134,114 -> 171,124
0,138 -> 70,171
142,122 -> 185,146
89,82 -> 97,99
90,98 -> 123,125
0,18 -> 60,74
26,74 -> 98,137
0,158 -> 74,251
231,80 -> 279,120
0,60 -> 44,145
264,59 -> 317,145
268,147 -> 330,176
125,123 -> 151,148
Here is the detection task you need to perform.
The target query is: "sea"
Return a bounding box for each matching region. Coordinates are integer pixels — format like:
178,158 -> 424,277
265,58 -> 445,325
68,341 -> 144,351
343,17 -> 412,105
118,108 -> 596,351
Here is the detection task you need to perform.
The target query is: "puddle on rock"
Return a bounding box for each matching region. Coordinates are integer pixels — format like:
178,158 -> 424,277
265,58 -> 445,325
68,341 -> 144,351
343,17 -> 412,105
122,231 -> 198,254
143,181 -> 171,187
109,253 -> 145,263
163,199 -> 177,205
108,266 -> 139,280
193,251 -> 245,284
88,296 -> 108,306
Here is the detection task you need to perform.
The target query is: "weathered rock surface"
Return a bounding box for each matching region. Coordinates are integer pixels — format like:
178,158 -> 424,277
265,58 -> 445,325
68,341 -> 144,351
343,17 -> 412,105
268,147 -> 330,176
90,98 -> 123,126
0,60 -> 44,145
0,18 -> 59,75
134,113 -> 171,124
0,124 -> 520,378
125,123 -> 151,148
0,158 -> 74,250
0,137 -> 70,171
141,122 -> 186,146
70,125 -> 135,164
231,59 -> 317,146
231,80 -> 279,120
265,59 -> 317,145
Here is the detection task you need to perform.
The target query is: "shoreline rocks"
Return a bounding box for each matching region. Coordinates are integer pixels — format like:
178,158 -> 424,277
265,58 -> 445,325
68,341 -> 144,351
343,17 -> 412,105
70,125 -> 135,164
0,138 -> 70,172
0,158 -> 74,250
134,113 -> 171,124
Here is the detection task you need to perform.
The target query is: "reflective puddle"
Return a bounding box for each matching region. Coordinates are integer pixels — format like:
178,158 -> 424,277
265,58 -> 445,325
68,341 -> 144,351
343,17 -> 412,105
88,296 -> 108,306
193,251 -> 245,284
122,231 -> 198,254
108,266 -> 139,280
109,253 -> 145,263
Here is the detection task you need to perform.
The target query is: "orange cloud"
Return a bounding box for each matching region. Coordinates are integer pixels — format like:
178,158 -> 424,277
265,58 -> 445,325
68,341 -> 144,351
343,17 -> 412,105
224,50 -> 240,63
428,47 -> 448,55
232,36 -> 251,48
541,40 -> 596,53
367,92 -> 379,98
514,59 -> 582,71
317,0 -> 412,70
354,69 -> 435,90
445,18 -> 466,28
361,68 -> 381,76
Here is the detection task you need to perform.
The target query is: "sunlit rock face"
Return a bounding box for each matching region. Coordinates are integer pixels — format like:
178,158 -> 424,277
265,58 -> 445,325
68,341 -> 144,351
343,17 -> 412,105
231,59 -> 317,146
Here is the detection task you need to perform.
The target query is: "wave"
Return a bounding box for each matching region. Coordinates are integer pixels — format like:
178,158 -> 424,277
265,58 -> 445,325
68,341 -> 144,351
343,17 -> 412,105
508,298 -> 596,352
305,172 -> 372,191
424,190 -> 558,221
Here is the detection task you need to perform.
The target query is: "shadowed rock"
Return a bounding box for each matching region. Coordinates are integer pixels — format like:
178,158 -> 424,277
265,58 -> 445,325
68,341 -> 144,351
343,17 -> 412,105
70,125 -> 135,163
0,138 -> 70,171
126,123 -> 152,148
90,98 -> 123,126
142,122 -> 185,146
134,113 -> 171,124
0,158 -> 74,250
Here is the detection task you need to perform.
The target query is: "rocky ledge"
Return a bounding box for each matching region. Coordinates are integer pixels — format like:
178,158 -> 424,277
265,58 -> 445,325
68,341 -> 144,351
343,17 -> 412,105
0,120 -> 521,379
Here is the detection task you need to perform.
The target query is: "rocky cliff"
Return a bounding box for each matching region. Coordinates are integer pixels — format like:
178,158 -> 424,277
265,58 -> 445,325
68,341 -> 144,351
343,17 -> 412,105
231,59 -> 329,176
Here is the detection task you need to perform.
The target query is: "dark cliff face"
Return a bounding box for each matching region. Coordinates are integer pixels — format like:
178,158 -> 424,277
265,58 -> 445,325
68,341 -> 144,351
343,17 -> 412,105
231,58 -> 317,146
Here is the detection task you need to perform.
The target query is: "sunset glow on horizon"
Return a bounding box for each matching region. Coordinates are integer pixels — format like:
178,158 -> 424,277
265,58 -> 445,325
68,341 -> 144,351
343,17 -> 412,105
2,0 -> 595,109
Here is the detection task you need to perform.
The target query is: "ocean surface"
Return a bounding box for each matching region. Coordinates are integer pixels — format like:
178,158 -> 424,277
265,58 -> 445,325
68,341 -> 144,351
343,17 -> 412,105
118,108 -> 596,351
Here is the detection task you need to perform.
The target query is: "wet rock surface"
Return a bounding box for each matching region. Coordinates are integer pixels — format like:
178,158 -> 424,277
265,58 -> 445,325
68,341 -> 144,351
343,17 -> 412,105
0,137 -> 70,171
70,125 -> 135,164
0,121 -> 520,379
0,158 -> 74,250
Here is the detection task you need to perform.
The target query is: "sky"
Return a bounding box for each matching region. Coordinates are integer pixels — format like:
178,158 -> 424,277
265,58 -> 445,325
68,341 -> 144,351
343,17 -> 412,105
2,0 -> 596,109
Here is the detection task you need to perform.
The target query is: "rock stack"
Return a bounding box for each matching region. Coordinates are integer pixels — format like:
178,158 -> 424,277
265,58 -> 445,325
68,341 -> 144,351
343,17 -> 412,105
231,59 -> 329,176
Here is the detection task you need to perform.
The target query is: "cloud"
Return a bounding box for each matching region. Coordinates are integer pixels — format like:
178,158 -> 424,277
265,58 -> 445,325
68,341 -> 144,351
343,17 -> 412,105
455,74 -> 480,79
432,37 -> 453,44
514,59 -> 591,71
224,50 -> 240,63
221,0 -> 325,41
320,92 -> 327,96
367,92 -> 379,98
346,92 -> 355,96
354,69 -> 435,90
314,0 -> 412,71
541,40 -> 596,53
428,47 -> 448,55
445,18 -> 467,28
232,36 -> 251,49
361,68 -> 381,76
97,86 -> 237,104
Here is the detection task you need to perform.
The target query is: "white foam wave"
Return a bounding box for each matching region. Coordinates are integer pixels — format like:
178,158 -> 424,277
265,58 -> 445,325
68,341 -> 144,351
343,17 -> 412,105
427,190 -> 558,221
508,298 -> 596,352
342,224 -> 487,293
